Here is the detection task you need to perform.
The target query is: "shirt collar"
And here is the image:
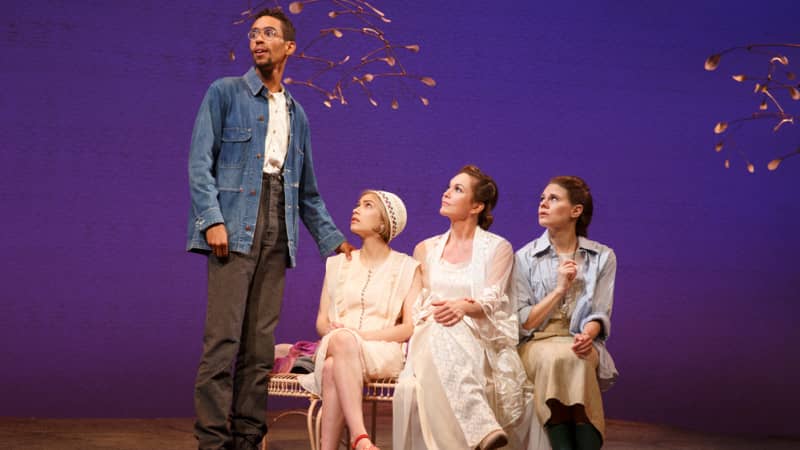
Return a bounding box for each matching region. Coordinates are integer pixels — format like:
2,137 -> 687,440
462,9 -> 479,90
244,67 -> 295,106
530,229 -> 601,256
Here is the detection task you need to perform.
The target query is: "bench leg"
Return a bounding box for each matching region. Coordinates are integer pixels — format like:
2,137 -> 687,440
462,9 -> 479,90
308,398 -> 321,450
370,401 -> 378,441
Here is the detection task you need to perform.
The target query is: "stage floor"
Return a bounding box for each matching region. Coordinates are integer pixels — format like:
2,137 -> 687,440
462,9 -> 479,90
2,405 -> 798,449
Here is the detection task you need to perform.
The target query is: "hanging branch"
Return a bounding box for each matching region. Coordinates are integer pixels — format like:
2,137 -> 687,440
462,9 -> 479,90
230,0 -> 435,109
705,44 -> 800,173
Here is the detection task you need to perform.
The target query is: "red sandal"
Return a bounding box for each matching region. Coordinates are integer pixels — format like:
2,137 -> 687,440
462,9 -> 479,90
352,433 -> 377,450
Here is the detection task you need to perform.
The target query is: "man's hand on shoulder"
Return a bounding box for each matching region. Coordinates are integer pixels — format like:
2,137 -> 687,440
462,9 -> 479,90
206,224 -> 229,258
336,241 -> 355,260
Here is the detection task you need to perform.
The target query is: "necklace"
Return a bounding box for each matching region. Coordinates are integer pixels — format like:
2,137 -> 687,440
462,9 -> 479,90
555,242 -> 579,318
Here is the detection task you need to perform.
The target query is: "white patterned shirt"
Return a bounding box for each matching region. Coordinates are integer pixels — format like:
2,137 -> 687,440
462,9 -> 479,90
263,88 -> 289,174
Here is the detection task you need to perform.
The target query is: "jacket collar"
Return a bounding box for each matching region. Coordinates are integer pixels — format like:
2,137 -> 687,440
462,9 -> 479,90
244,67 -> 296,107
531,229 -> 602,256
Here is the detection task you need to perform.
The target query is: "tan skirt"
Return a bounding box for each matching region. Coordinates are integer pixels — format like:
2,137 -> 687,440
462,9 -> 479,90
518,318 -> 605,438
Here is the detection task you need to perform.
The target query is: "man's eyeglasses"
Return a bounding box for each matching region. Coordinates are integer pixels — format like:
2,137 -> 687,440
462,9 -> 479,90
248,27 -> 283,41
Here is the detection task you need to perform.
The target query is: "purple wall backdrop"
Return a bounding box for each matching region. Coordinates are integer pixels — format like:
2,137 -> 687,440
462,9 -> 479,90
2,0 -> 799,437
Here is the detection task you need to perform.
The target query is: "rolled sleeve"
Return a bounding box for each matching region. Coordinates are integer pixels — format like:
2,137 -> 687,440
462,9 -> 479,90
584,250 -> 616,340
512,250 -> 537,339
580,312 -> 611,341
314,229 -> 346,257
194,206 -> 225,233
517,304 -> 535,339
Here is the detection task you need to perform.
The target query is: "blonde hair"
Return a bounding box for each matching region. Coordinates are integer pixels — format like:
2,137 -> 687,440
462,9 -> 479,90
359,190 -> 391,242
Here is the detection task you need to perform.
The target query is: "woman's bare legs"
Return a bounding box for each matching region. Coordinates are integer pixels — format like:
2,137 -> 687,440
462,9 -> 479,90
321,332 -> 379,449
320,357 -> 345,450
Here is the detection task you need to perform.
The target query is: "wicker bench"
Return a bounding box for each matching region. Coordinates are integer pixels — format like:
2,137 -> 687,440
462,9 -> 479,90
264,373 -> 397,450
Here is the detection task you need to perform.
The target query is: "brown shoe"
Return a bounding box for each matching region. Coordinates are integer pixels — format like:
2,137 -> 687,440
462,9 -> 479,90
232,433 -> 263,450
477,429 -> 508,450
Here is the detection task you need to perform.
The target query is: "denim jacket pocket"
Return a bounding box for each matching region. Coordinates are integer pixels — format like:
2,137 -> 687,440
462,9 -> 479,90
219,127 -> 252,168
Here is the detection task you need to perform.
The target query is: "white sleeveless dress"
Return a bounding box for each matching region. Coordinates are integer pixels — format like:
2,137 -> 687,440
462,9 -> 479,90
299,250 -> 419,395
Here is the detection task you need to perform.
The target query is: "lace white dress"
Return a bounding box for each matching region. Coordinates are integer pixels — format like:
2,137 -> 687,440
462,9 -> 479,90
393,227 -> 535,450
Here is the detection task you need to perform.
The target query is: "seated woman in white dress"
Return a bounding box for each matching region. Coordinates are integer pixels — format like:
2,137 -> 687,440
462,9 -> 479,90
299,190 -> 422,450
514,176 -> 618,450
393,165 -> 531,450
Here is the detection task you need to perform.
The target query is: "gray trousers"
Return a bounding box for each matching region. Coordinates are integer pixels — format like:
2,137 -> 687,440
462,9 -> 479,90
194,174 -> 288,450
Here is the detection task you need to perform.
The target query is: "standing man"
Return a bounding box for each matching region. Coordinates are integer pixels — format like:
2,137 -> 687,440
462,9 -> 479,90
186,8 -> 353,450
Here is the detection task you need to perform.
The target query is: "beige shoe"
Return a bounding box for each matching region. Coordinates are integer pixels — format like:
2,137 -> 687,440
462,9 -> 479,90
477,429 -> 508,450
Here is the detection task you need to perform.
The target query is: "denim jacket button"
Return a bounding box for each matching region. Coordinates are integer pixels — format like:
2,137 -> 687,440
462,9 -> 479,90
256,153 -> 262,159
250,190 -> 256,195
245,225 -> 252,231
239,187 -> 244,193
258,115 -> 265,121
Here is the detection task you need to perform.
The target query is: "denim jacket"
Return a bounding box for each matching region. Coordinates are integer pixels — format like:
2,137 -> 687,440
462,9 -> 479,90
186,67 -> 345,267
513,230 -> 619,389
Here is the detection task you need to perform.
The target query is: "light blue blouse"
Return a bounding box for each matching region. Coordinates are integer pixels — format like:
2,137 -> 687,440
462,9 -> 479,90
513,230 -> 619,389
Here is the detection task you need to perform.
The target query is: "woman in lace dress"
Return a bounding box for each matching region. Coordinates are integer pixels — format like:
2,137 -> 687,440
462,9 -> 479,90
393,165 -> 532,450
514,176 -> 618,450
299,190 -> 422,450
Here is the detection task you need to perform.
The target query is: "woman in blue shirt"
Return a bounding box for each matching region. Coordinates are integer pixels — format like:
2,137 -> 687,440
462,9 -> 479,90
514,176 -> 618,450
